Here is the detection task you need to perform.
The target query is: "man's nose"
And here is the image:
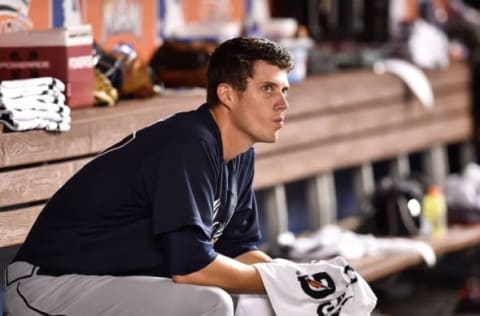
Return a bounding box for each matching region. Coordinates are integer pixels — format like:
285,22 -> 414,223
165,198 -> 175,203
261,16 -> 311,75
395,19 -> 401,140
276,93 -> 289,111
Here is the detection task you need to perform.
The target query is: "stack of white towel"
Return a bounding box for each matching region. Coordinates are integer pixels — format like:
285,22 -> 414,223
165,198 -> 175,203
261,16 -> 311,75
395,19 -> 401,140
0,77 -> 71,132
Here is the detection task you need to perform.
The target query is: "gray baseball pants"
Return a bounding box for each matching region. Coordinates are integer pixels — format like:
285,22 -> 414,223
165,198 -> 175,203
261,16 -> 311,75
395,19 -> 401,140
3,261 -> 234,316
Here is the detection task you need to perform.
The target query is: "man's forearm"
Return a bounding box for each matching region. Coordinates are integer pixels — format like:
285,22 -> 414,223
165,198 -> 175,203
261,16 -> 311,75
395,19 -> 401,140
235,250 -> 272,265
172,253 -> 266,293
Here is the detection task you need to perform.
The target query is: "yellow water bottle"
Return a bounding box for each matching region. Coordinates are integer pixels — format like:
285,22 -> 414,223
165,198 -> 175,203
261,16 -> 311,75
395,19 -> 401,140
421,185 -> 448,238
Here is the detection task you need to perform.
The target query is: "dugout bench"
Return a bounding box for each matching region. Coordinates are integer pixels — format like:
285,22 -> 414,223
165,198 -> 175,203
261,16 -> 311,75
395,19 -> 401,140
1,61 -> 480,282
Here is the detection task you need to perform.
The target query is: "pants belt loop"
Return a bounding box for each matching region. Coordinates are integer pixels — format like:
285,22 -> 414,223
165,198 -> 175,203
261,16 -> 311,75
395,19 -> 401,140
5,262 -> 38,287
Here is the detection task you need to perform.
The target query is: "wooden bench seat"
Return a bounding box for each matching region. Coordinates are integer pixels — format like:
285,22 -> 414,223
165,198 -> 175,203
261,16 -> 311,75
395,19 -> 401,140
0,61 -> 478,282
351,225 -> 480,282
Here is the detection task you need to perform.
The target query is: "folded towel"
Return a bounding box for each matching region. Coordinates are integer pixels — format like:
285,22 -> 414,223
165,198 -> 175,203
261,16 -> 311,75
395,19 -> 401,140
236,257 -> 377,316
2,93 -> 66,105
1,99 -> 70,115
0,77 -> 65,91
0,109 -> 70,123
0,115 -> 70,132
0,78 -> 71,133
0,85 -> 64,99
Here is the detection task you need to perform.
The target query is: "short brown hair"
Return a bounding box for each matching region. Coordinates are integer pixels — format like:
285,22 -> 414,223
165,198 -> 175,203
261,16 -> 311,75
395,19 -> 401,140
206,37 -> 293,106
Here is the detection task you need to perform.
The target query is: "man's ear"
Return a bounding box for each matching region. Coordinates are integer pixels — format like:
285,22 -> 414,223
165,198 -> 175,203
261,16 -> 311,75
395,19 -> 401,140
217,83 -> 235,109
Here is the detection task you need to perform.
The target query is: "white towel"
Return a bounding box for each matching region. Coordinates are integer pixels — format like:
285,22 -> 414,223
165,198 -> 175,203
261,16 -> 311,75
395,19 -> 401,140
0,77 -> 65,91
2,93 -> 66,107
0,78 -> 71,132
279,225 -> 436,267
0,85 -> 64,99
9,102 -> 69,115
236,257 -> 377,316
0,116 -> 70,132
0,109 -> 70,123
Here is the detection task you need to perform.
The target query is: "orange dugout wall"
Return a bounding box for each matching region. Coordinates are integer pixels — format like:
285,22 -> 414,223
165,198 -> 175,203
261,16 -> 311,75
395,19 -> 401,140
26,0 -> 245,62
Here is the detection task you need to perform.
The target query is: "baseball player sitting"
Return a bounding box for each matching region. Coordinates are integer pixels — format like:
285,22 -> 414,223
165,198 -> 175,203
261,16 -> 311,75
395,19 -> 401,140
3,37 -> 293,316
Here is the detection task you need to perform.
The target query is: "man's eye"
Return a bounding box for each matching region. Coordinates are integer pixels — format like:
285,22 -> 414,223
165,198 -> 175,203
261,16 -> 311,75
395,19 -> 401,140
263,85 -> 273,93
282,88 -> 289,96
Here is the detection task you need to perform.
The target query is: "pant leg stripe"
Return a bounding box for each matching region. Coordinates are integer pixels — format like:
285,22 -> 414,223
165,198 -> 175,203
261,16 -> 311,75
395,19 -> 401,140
16,282 -> 67,316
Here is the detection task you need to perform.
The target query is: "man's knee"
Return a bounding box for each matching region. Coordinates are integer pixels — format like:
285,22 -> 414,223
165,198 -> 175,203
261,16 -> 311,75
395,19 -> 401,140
197,286 -> 234,316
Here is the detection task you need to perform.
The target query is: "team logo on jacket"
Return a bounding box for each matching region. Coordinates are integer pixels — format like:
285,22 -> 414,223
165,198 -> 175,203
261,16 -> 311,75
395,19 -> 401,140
296,265 -> 358,316
211,199 -> 223,243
